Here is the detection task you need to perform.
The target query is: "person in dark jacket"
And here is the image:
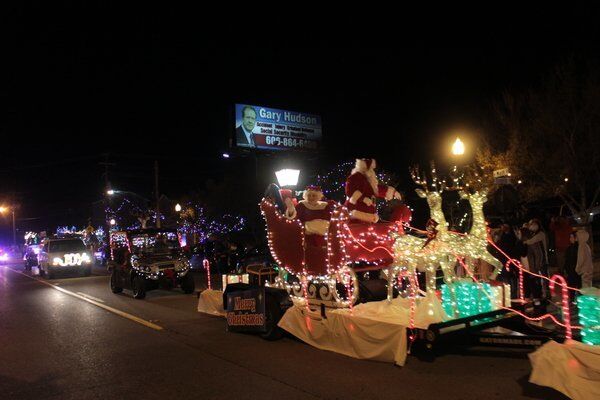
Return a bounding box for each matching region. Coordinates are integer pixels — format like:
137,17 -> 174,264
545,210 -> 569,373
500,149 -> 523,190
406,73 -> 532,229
495,224 -> 519,298
563,232 -> 581,302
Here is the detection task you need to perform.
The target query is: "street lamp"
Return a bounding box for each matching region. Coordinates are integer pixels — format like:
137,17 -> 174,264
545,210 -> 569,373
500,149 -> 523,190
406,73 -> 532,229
275,169 -> 300,187
452,137 -> 465,156
109,218 -> 116,226
106,189 -> 115,196
0,205 -> 16,246
175,203 -> 182,212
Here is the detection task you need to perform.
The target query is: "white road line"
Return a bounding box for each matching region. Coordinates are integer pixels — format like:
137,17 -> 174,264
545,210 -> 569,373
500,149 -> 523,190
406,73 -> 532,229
8,268 -> 163,331
76,292 -> 105,303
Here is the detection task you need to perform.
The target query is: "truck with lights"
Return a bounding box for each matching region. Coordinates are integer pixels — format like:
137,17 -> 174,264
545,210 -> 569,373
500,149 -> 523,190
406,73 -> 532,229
108,228 -> 195,299
37,237 -> 93,278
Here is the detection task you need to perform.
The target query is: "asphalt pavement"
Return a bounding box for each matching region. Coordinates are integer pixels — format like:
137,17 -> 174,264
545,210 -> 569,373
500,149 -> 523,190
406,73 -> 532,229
0,261 -> 569,400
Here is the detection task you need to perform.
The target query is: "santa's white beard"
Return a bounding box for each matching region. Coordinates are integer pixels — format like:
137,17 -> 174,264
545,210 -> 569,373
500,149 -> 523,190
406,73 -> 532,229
365,169 -> 379,194
352,165 -> 379,194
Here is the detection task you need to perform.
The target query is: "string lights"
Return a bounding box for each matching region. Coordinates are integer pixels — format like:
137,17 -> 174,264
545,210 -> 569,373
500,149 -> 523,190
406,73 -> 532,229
577,292 -> 600,345
549,274 -> 572,340
203,258 -> 211,290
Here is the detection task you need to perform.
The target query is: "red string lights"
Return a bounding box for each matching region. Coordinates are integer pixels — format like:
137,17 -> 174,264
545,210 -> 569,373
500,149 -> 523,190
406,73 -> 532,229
549,274 -> 573,340
203,258 -> 211,290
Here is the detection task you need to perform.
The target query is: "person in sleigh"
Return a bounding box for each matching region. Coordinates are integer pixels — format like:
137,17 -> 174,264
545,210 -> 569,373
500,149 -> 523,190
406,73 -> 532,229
286,185 -> 334,247
345,158 -> 401,223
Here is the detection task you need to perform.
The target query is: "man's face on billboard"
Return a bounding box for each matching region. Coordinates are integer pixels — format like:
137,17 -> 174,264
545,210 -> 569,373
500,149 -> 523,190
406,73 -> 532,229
242,108 -> 256,132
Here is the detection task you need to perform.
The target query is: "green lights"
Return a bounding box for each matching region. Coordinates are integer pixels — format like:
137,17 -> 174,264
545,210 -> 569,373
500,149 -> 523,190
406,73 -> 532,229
577,294 -> 600,345
442,280 -> 494,319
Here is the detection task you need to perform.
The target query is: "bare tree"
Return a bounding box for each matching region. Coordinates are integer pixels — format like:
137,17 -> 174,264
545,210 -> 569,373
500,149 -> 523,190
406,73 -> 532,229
478,58 -> 600,228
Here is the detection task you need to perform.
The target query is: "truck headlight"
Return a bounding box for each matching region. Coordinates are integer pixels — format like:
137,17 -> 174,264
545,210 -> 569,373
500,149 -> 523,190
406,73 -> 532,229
175,259 -> 190,271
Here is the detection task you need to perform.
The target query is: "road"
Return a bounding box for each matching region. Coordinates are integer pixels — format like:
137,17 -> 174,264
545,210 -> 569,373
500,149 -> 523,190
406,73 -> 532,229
0,261 -> 568,400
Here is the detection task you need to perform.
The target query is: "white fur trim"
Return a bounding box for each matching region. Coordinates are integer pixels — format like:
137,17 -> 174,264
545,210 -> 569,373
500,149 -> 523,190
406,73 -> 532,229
349,190 -> 362,205
284,206 -> 297,220
298,200 -> 328,210
304,219 -> 330,235
350,210 -> 379,223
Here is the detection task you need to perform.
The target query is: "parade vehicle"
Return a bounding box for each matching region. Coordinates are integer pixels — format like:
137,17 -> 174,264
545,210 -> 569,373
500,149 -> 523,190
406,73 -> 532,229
108,228 -> 195,299
37,237 -> 93,279
23,232 -> 44,270
254,160 -> 583,355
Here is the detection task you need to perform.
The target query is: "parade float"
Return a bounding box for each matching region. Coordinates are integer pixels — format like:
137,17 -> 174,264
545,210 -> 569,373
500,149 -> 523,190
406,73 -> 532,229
198,159 -> 599,372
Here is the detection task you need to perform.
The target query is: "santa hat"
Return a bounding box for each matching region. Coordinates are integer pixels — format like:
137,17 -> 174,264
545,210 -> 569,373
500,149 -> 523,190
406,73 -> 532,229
305,185 -> 322,192
355,158 -> 376,171
303,185 -> 324,201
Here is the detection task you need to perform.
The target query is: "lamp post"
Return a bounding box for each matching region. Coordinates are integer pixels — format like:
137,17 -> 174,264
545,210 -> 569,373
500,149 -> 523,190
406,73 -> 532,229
275,168 -> 300,187
105,189 -> 150,230
452,137 -> 465,156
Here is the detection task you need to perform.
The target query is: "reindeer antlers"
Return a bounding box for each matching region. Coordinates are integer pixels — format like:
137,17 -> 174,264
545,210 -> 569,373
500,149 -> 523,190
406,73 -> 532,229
445,165 -> 465,191
409,161 -> 449,193
409,164 -> 429,191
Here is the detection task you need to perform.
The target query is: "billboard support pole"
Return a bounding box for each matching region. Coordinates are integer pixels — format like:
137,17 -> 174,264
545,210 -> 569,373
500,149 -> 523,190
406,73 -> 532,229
155,160 -> 161,228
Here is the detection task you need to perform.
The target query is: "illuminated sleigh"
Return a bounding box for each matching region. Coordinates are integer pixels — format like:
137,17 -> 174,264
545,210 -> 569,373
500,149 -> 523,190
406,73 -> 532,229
260,198 -> 403,307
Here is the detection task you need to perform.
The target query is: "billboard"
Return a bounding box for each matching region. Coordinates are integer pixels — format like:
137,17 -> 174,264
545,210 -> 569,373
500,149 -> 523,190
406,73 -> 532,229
234,104 -> 321,151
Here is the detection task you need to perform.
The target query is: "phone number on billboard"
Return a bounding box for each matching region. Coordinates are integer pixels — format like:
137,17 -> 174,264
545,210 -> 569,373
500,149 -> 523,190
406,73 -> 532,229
265,136 -> 317,149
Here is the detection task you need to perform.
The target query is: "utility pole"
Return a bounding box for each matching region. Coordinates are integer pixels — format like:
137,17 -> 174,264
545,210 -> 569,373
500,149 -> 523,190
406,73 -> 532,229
11,208 -> 15,246
154,160 -> 161,228
99,154 -> 116,250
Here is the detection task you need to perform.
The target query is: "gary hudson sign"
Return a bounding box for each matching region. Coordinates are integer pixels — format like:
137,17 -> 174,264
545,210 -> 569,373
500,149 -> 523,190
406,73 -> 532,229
234,104 -> 321,151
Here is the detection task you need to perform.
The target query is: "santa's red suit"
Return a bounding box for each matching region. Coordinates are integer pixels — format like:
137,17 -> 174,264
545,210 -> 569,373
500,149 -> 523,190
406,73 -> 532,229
296,200 -> 335,235
344,159 -> 399,223
286,186 -> 334,247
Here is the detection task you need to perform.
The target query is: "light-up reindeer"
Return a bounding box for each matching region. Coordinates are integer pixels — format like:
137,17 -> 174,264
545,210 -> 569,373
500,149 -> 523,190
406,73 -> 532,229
392,162 -> 458,294
452,169 -> 503,279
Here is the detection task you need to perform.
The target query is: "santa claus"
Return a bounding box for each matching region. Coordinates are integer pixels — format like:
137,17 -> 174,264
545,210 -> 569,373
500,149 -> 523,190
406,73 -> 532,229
345,158 -> 401,223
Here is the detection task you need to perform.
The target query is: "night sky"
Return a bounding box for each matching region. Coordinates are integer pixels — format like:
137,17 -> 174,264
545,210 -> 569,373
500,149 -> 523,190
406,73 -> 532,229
3,5 -> 599,241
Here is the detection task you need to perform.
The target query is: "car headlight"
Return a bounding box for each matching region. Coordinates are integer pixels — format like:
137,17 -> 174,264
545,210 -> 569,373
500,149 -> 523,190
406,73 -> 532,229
175,258 -> 190,271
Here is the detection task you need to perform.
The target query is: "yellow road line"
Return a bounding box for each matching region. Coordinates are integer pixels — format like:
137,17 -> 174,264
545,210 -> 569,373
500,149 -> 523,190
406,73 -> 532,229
9,268 -> 163,331
76,292 -> 105,303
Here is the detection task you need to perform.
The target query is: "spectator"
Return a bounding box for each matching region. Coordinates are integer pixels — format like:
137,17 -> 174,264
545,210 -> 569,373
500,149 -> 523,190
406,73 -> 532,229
563,231 -> 581,301
549,216 -> 572,275
575,230 -> 594,288
519,219 -> 549,300
495,224 -> 519,297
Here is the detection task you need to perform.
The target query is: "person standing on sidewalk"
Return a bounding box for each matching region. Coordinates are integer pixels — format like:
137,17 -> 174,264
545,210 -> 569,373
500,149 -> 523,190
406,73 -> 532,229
563,232 -> 581,302
520,219 -> 549,300
575,230 -> 594,288
550,215 -> 572,275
